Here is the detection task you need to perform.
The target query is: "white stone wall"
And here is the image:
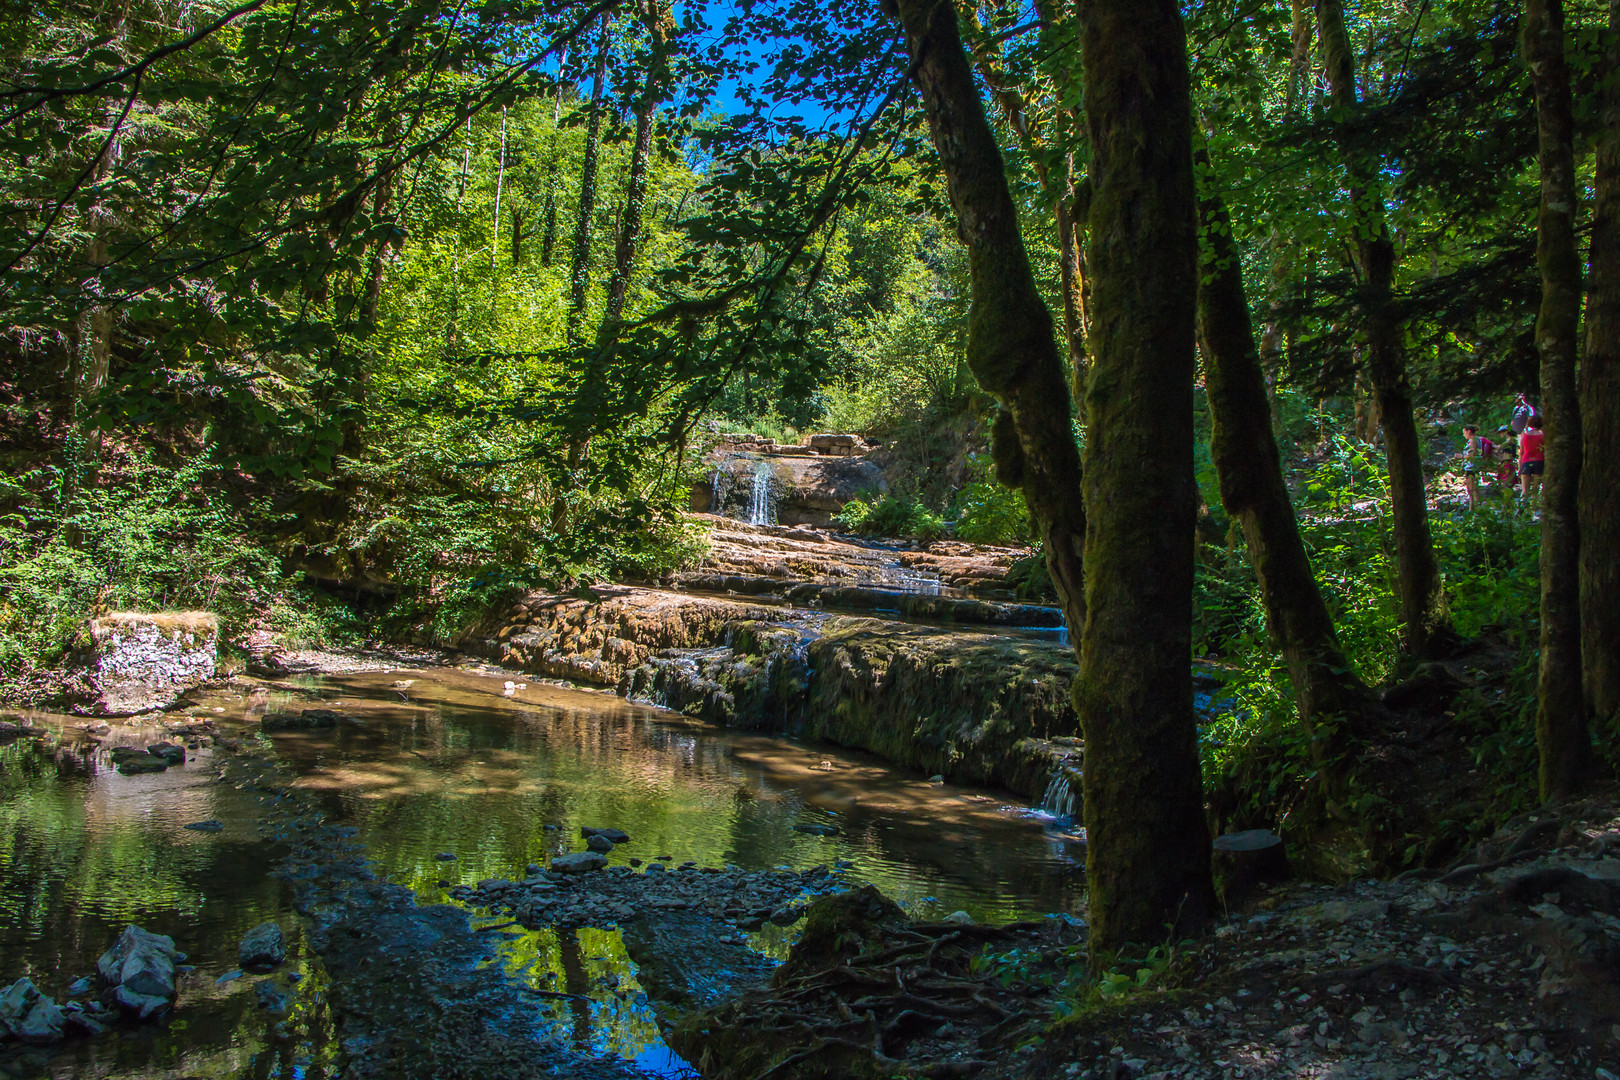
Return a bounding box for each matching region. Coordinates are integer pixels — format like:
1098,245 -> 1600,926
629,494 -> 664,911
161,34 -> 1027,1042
90,615 -> 217,715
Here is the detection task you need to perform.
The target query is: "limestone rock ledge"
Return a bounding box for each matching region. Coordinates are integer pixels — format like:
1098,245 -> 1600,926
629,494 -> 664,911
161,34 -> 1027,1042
462,586 -> 1081,800
86,612 -> 218,716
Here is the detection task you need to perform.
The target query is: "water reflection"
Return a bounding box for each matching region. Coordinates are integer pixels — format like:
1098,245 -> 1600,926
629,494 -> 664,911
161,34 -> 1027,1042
0,665 -> 1082,1078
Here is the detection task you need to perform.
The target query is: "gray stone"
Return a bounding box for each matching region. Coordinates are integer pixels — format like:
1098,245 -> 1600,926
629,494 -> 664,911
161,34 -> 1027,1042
15,996 -> 65,1044
66,976 -> 93,995
551,852 -> 608,874
581,827 -> 630,844
114,984 -> 170,1020
239,922 -> 286,968
97,925 -> 180,999
215,969 -> 244,985
0,977 -> 41,1036
261,708 -> 342,732
585,833 -> 615,853
145,742 -> 185,764
86,612 -> 217,716
62,1006 -> 104,1038
255,981 -> 290,1013
115,754 -> 168,775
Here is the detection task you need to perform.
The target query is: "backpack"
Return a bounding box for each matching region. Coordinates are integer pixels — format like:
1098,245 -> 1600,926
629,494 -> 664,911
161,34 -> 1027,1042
1512,404 -> 1542,433
1479,437 -> 1495,458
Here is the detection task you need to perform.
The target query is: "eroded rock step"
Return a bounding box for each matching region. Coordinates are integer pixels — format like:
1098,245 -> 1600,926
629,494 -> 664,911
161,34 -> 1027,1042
674,574 -> 1061,628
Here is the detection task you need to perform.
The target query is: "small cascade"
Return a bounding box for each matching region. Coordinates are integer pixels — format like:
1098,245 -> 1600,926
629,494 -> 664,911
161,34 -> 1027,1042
1040,768 -> 1081,819
746,458 -> 775,526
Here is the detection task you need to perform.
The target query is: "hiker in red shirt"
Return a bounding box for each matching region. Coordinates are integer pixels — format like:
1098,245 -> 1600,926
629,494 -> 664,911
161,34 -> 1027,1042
1519,422 -> 1546,508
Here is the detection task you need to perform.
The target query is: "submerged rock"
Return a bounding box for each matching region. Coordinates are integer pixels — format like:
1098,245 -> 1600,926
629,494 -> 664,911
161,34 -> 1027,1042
261,708 -> 342,732
145,741 -> 185,764
114,985 -> 170,1021
112,749 -> 168,775
97,925 -> 180,1002
582,827 -> 630,843
254,981 -> 290,1013
239,922 -> 287,968
183,819 -> 224,832
585,833 -> 615,853
551,852 -> 608,874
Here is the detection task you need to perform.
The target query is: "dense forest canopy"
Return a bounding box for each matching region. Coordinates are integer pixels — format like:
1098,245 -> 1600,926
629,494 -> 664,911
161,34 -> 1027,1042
2,0 -> 1618,958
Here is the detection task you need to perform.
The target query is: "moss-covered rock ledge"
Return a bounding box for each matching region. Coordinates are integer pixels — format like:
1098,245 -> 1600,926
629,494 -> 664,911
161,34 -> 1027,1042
457,588 -> 1082,800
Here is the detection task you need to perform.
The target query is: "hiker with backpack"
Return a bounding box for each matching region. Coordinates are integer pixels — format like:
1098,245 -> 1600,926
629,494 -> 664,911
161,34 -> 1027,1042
1459,425 -> 1493,510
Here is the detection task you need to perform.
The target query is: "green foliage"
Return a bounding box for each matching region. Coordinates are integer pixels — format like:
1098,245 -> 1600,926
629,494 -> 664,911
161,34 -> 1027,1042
0,450 -> 283,676
951,456 -> 1033,545
835,493 -> 944,543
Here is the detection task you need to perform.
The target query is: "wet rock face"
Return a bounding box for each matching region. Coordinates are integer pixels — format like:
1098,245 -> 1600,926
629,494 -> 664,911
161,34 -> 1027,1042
0,978 -> 65,1044
239,922 -> 287,969
696,451 -> 888,527
97,924 -> 181,1005
86,612 -> 217,716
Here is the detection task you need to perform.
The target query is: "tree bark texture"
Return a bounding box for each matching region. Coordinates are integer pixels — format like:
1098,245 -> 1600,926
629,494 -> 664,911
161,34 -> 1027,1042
1581,0 -> 1620,749
890,0 -> 1085,639
960,4 -> 1090,399
567,22 -> 611,346
1195,152 -> 1379,749
1317,0 -> 1447,656
1074,0 -> 1215,955
1524,0 -> 1590,800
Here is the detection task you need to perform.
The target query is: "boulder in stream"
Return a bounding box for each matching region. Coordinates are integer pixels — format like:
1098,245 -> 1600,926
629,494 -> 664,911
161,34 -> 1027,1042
239,922 -> 287,969
261,708 -> 342,732
581,826 -> 630,843
97,925 -> 180,1005
84,612 -> 217,716
145,741 -> 185,764
585,833 -> 615,853
0,978 -> 66,1044
550,852 -> 608,874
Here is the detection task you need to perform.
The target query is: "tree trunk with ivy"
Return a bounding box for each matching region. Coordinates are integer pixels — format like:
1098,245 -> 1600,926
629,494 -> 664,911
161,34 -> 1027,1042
1525,0 -> 1590,799
1195,151 -> 1380,751
1581,0 -> 1620,755
889,0 -> 1084,636
1317,0 -> 1448,657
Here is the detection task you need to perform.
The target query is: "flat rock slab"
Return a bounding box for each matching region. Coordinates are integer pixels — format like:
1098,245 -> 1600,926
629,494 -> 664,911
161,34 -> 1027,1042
551,852 -> 608,874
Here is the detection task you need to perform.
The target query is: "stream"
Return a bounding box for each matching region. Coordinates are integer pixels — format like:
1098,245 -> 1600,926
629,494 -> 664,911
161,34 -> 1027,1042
0,662 -> 1085,1079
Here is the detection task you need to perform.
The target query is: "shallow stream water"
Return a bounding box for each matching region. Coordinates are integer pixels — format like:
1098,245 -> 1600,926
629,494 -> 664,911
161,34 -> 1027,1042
0,664 -> 1084,1079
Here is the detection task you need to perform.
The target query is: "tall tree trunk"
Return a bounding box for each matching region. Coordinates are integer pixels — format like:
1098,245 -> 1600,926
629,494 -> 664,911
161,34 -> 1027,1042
567,22 -> 611,347
1074,0 -> 1213,956
1195,149 -> 1380,750
960,3 -> 1090,399
603,98 -> 654,324
1317,0 -> 1447,657
1580,0 -> 1620,753
541,192 -> 559,267
888,0 -> 1085,639
1525,0 -> 1589,799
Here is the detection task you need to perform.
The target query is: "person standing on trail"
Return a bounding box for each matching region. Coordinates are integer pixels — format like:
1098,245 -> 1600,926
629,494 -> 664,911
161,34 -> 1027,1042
1519,421 -> 1546,509
1496,426 -> 1519,495
1459,425 -> 1487,510
1511,394 -> 1542,435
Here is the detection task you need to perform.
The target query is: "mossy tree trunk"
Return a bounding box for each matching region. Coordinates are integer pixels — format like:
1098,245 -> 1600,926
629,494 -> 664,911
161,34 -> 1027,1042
1073,0 -> 1215,956
1581,0 -> 1620,752
893,0 -> 1212,962
1316,0 -> 1448,657
1525,0 -> 1590,800
889,0 -> 1085,636
1195,149 -> 1380,751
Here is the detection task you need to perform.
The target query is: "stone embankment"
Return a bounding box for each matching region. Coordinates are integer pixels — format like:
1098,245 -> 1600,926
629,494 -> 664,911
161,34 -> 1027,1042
457,520 -> 1082,801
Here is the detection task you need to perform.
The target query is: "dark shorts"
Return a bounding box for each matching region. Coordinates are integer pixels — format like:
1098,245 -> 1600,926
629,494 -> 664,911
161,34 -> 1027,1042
1521,460 -> 1545,476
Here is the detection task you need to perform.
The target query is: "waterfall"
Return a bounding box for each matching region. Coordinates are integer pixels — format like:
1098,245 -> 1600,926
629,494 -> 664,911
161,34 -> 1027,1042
1040,768 -> 1080,819
746,459 -> 774,525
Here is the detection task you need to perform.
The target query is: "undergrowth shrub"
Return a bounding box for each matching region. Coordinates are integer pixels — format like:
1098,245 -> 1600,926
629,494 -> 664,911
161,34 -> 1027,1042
950,457 -> 1032,545
835,494 -> 945,542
